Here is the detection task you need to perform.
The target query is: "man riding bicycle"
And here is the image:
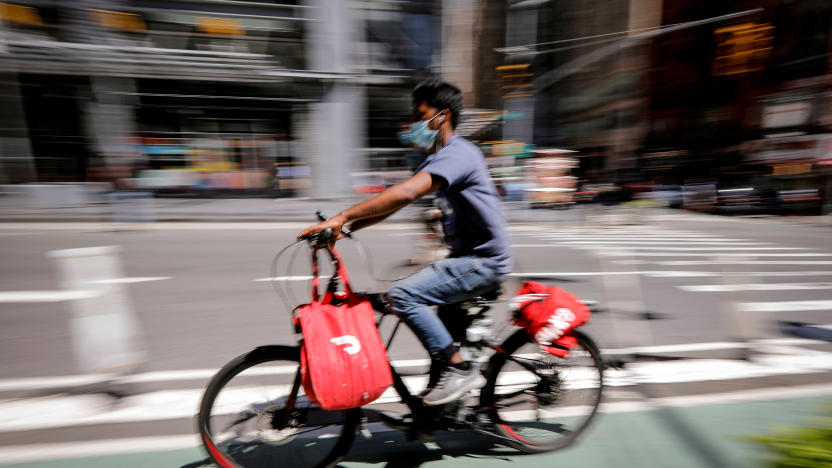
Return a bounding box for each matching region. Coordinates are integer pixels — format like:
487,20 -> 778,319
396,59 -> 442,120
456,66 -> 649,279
297,79 -> 512,407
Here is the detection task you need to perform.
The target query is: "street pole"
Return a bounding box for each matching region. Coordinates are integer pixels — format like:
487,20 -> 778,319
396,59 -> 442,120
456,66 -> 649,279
303,0 -> 365,198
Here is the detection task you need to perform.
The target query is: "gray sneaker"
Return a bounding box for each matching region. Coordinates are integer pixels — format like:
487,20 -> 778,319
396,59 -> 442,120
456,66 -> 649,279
421,365 -> 486,406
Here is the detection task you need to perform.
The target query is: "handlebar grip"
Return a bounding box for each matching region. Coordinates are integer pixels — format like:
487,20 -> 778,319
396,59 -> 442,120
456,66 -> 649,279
315,210 -> 353,239
299,227 -> 333,244
319,228 -> 333,243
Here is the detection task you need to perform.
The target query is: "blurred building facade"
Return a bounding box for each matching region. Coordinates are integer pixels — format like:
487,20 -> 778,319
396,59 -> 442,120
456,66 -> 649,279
1,0 -> 831,207
0,0 -> 437,197
504,0 -> 831,210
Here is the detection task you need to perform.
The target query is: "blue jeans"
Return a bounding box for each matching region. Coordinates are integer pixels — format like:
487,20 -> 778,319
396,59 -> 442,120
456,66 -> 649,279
388,256 -> 503,359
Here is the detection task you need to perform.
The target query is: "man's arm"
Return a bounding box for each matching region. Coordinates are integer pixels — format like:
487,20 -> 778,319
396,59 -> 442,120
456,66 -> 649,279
347,212 -> 393,232
297,171 -> 441,239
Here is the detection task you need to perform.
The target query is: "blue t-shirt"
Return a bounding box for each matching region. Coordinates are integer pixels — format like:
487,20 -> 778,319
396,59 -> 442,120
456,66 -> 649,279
417,135 -> 512,275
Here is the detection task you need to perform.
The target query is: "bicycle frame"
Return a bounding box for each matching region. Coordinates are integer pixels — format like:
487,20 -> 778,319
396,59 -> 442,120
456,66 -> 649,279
287,239 -> 587,439
369,299 -> 513,438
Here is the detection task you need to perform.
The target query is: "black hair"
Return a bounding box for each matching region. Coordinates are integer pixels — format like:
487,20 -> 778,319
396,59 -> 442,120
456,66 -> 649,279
412,79 -> 463,129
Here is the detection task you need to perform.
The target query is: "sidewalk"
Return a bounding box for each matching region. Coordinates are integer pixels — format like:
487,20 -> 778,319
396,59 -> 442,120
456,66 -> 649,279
1,194 -> 830,226
0,195 -> 590,224
0,196 -> 391,223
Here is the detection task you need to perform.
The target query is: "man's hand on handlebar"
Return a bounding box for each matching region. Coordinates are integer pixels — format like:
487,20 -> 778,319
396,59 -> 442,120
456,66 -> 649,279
297,214 -> 348,244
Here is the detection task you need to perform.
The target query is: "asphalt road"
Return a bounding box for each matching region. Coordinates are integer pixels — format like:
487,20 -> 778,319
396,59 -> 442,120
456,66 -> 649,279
0,209 -> 831,467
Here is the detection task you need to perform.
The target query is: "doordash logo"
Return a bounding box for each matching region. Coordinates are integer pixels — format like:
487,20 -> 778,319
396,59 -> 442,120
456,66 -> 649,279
330,335 -> 361,355
534,308 -> 576,344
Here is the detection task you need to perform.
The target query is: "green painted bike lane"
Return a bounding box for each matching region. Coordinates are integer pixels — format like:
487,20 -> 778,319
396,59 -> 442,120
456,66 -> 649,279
4,394 -> 828,468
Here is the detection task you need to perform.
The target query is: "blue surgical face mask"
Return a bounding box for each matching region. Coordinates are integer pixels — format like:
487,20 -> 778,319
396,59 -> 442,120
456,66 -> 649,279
397,130 -> 412,146
406,112 -> 443,151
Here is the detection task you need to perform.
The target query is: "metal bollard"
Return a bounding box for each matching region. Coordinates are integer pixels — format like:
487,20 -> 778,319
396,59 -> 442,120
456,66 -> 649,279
595,248 -> 655,356
48,246 -> 147,376
717,254 -> 768,358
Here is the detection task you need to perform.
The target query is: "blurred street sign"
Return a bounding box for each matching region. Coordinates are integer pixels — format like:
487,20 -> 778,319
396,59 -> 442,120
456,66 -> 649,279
762,102 -> 811,129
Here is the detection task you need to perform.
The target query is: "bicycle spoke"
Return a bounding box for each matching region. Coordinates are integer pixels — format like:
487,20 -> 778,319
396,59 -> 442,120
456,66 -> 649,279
495,387 -> 535,402
483,331 -> 603,453
222,410 -> 257,432
496,396 -> 535,409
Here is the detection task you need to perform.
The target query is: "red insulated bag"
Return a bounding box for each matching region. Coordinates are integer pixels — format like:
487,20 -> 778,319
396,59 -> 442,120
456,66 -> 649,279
296,247 -> 393,410
509,281 -> 591,357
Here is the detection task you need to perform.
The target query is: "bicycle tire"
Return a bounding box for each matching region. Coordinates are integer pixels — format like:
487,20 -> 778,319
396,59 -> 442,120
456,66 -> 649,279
198,345 -> 360,468
480,329 -> 604,453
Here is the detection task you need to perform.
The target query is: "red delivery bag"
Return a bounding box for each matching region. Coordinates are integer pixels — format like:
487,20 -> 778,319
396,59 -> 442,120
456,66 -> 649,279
509,281 -> 591,357
297,247 -> 392,410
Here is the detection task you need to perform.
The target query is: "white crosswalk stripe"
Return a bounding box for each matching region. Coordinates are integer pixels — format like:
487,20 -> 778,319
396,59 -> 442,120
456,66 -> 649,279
511,225 -> 832,311
679,282 -> 832,292
0,348 -> 830,434
738,300 -> 832,313
570,246 -> 807,251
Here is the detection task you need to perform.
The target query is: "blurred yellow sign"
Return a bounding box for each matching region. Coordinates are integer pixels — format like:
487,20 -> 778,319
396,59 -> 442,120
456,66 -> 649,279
91,9 -> 146,31
198,17 -> 244,36
0,3 -> 42,26
771,163 -> 811,176
497,63 -> 532,99
713,22 -> 773,76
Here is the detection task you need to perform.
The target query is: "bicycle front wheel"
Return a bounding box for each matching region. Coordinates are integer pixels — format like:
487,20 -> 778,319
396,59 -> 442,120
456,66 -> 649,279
198,346 -> 360,468
480,329 -> 604,453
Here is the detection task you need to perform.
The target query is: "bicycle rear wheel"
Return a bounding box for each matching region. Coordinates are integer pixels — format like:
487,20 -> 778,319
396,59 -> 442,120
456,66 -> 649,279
198,346 -> 360,468
480,329 -> 604,453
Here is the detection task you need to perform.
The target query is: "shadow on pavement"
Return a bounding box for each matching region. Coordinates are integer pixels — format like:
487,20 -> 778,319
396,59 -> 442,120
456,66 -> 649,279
178,431 -> 522,468
339,428 -> 523,467
180,458 -> 212,468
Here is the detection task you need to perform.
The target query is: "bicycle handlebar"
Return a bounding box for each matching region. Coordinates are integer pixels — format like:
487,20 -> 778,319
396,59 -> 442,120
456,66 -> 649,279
298,228 -> 334,245
315,210 -> 353,239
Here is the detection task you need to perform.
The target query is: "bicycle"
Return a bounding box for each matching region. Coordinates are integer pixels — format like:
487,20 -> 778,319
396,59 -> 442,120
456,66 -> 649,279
197,222 -> 605,468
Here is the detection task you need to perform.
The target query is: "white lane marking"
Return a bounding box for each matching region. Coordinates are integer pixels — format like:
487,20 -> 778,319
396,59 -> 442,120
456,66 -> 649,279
653,260 -> 832,266
527,233 -> 735,237
607,354 -> 832,385
510,271 -> 645,277
556,241 -> 770,246
0,232 -> 41,236
603,336 -> 832,354
599,252 -> 832,257
738,300 -> 832,313
680,282 -> 832,292
531,235 -> 746,240
0,435 -> 201,464
510,270 -> 832,278
570,246 -> 807,251
86,277 -> 171,285
0,291 -> 101,303
512,244 -> 574,248
254,275 -> 330,282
